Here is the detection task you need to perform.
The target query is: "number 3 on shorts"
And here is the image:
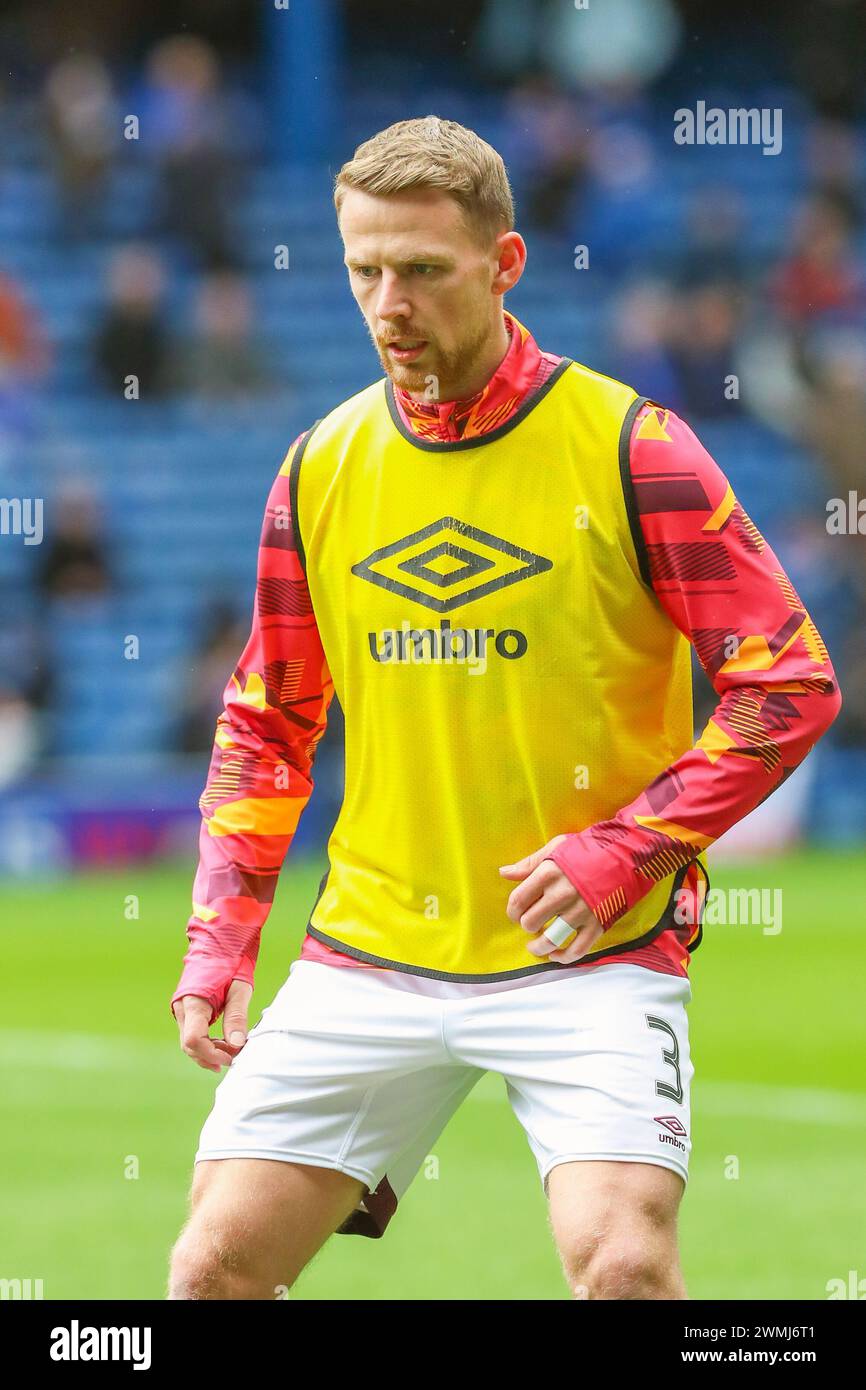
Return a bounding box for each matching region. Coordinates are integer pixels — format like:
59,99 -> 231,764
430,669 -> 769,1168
646,1013 -> 684,1104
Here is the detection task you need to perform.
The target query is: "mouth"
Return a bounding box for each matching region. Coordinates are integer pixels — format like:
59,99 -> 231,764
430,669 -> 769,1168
385,339 -> 428,363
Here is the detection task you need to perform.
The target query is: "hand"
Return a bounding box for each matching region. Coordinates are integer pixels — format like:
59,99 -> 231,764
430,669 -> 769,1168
172,980 -> 253,1073
499,835 -> 605,963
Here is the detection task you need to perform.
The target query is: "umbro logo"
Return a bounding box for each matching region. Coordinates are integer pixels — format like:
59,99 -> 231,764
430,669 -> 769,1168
655,1115 -> 688,1151
655,1116 -> 688,1136
352,516 -> 552,615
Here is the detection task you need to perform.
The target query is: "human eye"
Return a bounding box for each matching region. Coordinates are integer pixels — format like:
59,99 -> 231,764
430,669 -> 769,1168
352,266 -> 378,279
411,263 -> 437,275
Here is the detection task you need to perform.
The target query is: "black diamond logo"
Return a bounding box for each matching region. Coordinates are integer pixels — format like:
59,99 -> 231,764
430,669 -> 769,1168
398,541 -> 495,588
352,517 -> 552,613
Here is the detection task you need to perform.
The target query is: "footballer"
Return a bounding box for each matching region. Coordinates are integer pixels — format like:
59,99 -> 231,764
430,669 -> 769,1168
168,117 -> 841,1300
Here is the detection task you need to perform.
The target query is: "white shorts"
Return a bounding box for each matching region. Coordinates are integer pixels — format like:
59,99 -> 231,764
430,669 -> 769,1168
195,959 -> 694,1237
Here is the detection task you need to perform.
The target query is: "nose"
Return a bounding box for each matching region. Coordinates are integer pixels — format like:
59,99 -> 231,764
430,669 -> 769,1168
374,270 -> 412,325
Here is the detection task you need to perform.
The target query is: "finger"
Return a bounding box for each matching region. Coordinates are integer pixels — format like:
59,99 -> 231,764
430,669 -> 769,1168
505,863 -> 555,922
506,881 -> 544,924
541,915 -> 581,949
525,906 -> 596,957
175,1006 -> 208,1054
499,833 -> 568,879
184,1039 -> 234,1067
498,858 -> 530,878
175,995 -> 212,1035
499,845 -> 550,880
547,922 -> 605,964
517,886 -> 576,936
178,997 -> 224,1069
184,1035 -> 234,1072
500,843 -> 549,879
526,926 -> 571,957
507,863 -> 565,925
222,979 -> 252,1049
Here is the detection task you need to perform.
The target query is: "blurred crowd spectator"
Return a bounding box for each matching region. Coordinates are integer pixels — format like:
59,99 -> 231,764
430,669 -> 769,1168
503,71 -> 591,234
0,680 -> 40,787
36,482 -> 113,601
38,31 -> 271,408
0,270 -> 49,440
0,271 -> 49,379
174,271 -> 274,401
0,614 -> 51,788
140,34 -> 257,269
91,252 -> 275,402
770,188 -> 864,326
174,601 -> 251,754
0,0 -> 862,789
43,54 -> 117,238
92,245 -> 173,398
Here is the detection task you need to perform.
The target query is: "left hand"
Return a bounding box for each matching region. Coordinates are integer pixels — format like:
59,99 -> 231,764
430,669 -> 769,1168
499,834 -> 605,963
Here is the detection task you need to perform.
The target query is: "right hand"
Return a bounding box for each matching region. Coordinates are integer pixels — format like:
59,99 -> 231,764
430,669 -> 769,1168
173,980 -> 253,1073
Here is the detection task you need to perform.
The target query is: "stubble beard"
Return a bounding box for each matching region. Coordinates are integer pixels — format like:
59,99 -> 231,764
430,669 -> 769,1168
371,310 -> 494,403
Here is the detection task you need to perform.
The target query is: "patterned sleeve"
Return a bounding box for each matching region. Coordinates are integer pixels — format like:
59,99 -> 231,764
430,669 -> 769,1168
171,431 -> 336,1024
547,402 -> 842,931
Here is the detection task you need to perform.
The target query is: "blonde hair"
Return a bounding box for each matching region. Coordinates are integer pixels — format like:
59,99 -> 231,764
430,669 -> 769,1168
334,116 -> 515,247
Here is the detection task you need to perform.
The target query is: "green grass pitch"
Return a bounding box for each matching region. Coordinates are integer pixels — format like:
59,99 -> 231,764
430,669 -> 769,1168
1,848 -> 864,1300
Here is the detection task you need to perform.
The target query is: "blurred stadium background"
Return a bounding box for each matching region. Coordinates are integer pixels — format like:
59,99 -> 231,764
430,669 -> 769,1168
1,0 -> 864,1300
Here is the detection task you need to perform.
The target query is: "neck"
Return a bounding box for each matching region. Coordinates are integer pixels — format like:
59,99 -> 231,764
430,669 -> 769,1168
404,313 -> 511,404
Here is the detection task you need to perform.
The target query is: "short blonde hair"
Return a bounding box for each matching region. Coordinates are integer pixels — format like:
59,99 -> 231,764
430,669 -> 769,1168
334,116 -> 515,247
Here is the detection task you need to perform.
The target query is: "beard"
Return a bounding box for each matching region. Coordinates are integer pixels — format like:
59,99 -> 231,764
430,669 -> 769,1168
370,311 -> 493,402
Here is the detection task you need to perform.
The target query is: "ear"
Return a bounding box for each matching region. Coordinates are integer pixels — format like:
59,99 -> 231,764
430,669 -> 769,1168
492,230 -> 526,295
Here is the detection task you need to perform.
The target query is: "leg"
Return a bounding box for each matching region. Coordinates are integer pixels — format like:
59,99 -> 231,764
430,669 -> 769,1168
471,964 -> 694,1299
168,1157 -> 365,1300
171,961 -> 481,1298
547,1159 -> 687,1300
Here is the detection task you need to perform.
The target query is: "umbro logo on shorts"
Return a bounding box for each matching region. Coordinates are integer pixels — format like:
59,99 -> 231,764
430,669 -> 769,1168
655,1115 -> 688,1136
655,1115 -> 688,1151
352,516 -> 552,615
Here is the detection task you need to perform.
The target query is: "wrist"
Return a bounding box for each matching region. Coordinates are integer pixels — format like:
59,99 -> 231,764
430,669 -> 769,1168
547,828 -> 636,931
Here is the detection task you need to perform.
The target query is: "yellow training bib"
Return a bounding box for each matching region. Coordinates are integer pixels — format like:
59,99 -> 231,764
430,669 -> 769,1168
286,355 -> 703,979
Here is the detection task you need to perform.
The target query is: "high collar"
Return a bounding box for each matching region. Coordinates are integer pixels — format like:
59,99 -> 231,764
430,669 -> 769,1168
392,311 -> 562,443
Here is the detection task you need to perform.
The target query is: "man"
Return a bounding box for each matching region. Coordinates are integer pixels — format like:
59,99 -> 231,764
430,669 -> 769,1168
169,117 -> 841,1300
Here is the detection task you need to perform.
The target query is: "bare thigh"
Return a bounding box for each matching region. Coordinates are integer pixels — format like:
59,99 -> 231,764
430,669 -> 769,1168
169,1158 -> 366,1300
547,1160 -> 687,1300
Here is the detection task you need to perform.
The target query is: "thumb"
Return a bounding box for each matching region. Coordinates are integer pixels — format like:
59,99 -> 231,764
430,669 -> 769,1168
222,979 -> 252,1046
